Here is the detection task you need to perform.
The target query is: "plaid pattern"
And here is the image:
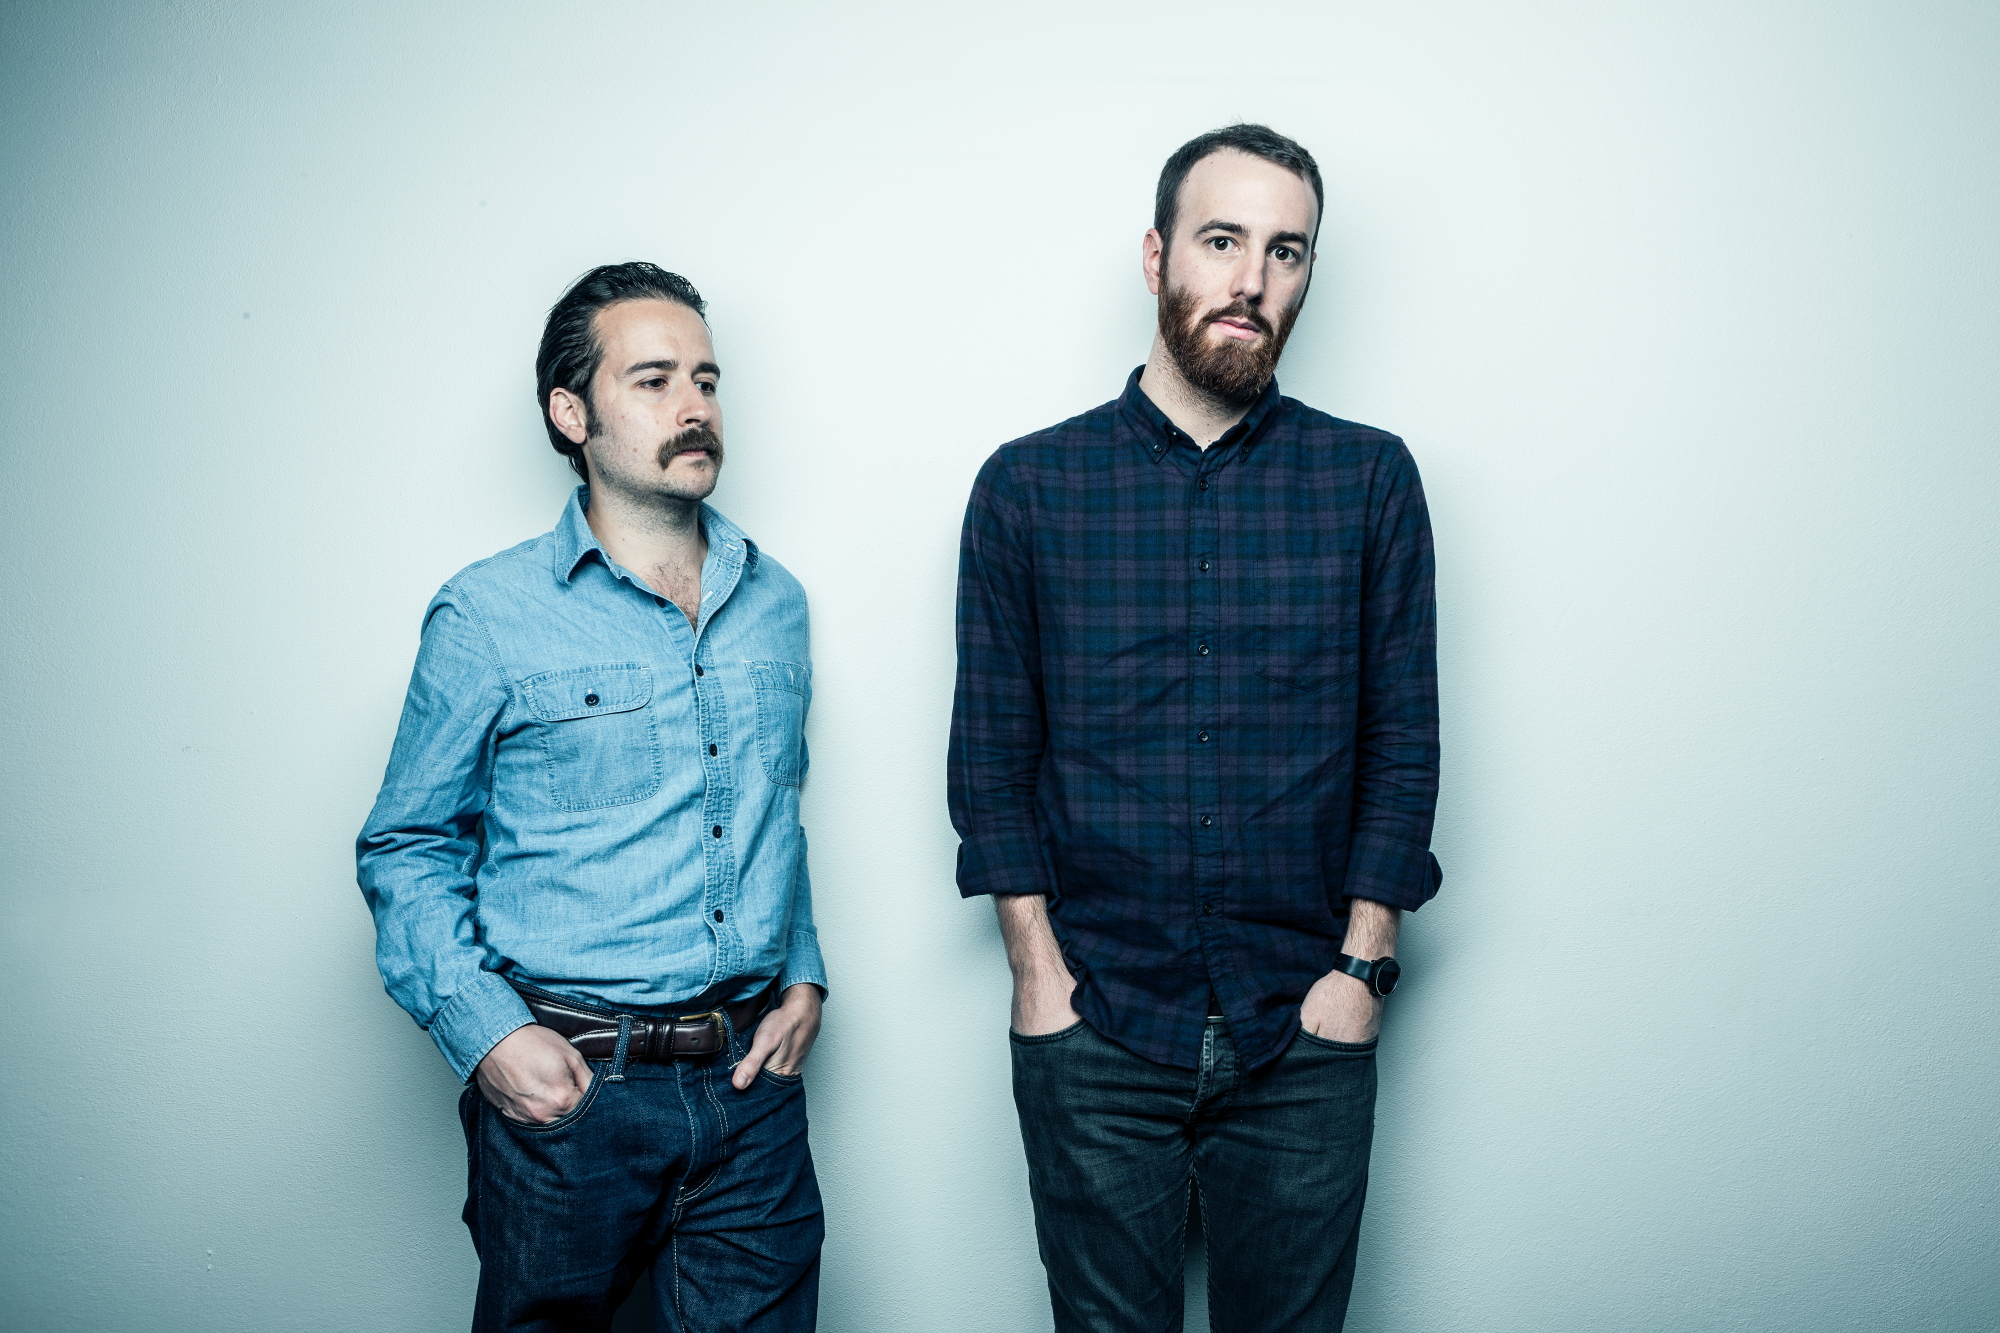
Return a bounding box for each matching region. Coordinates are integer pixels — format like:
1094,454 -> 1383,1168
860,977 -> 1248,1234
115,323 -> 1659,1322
950,369 -> 1441,1072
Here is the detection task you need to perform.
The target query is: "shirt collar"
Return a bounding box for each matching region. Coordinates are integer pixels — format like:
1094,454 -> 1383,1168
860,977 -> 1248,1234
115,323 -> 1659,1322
1117,365 -> 1284,465
551,485 -> 759,584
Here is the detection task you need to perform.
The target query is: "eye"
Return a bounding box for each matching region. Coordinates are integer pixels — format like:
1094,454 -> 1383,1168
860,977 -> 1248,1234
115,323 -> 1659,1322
639,377 -> 668,390
1272,246 -> 1297,263
698,381 -> 717,396
1207,236 -> 1234,253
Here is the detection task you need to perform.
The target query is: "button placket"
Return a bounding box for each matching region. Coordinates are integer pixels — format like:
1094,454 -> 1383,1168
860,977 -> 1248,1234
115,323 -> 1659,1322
1189,433 -> 1224,944
691,649 -> 741,978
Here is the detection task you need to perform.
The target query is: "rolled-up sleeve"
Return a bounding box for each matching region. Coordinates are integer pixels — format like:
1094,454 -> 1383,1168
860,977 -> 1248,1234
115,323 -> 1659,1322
1341,444 -> 1444,912
778,821 -> 828,997
356,594 -> 532,1080
949,452 -> 1053,899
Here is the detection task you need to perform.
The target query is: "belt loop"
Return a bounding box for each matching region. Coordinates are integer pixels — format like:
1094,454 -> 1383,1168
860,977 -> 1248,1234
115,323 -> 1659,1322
607,1014 -> 633,1082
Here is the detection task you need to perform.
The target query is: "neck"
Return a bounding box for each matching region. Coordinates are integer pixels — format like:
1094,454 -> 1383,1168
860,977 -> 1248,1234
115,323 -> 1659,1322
582,480 -> 708,583
1139,336 -> 1255,449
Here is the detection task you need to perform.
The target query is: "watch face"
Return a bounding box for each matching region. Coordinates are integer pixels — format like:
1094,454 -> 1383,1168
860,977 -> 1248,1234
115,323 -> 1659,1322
1375,958 -> 1401,995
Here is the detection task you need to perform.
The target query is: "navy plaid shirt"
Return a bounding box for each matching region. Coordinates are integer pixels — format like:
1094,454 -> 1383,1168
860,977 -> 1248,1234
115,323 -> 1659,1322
949,368 -> 1442,1072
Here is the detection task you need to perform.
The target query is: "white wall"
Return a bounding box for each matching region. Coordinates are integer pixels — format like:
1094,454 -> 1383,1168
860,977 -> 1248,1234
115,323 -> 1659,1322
3,2 -> 1995,1330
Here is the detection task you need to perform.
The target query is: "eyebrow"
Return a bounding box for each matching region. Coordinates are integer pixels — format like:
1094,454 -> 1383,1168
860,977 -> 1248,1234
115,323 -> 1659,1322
1193,219 -> 1311,249
621,359 -> 722,379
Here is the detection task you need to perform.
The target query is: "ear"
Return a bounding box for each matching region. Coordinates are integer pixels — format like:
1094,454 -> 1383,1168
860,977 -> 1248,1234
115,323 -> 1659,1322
1142,228 -> 1165,297
548,387 -> 590,446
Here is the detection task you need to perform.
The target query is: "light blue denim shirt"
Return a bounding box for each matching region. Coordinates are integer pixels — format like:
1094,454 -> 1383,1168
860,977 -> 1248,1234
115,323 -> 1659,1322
357,488 -> 825,1080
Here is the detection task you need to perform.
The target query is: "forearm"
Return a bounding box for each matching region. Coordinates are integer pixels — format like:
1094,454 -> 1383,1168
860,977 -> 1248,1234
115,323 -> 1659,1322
994,894 -> 1079,1034
1340,897 -> 1401,960
994,893 -> 1071,982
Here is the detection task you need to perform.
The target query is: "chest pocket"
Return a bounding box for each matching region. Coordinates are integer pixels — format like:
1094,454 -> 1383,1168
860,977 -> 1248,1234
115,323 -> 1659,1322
1250,549 -> 1363,696
747,660 -> 810,787
520,664 -> 662,811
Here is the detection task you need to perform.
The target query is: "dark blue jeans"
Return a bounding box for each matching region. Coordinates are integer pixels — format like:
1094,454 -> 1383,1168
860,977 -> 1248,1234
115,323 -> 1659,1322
458,1021 -> 822,1333
1012,1017 -> 1377,1333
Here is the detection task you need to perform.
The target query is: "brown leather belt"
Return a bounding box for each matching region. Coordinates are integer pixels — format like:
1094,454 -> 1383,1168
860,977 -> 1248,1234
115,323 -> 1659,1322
510,981 -> 777,1062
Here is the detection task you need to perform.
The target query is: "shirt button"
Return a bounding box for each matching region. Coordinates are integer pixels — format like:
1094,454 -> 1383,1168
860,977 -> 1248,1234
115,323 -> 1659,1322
708,743 -> 718,756
713,909 -> 725,922
1197,643 -> 1210,656
712,825 -> 723,839
1198,560 -> 1210,572
1197,730 -> 1210,743
694,664 -> 704,676
1199,814 -> 1213,828
1198,478 -> 1210,491
584,693 -> 600,706
1202,902 -> 1218,916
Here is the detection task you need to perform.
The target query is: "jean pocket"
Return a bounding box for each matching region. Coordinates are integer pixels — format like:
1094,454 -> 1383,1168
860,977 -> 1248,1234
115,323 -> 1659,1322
757,1067 -> 804,1087
1009,1020 -> 1088,1046
748,660 -> 810,787
520,663 -> 663,811
1295,1028 -> 1378,1055
497,1068 -> 604,1134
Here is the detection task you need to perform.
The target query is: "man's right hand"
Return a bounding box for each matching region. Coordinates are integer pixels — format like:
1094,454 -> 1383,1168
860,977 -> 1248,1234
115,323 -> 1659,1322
474,1024 -> 594,1124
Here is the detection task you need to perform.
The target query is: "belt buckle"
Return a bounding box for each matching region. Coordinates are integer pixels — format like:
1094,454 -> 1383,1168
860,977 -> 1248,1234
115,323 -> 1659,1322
676,1009 -> 727,1053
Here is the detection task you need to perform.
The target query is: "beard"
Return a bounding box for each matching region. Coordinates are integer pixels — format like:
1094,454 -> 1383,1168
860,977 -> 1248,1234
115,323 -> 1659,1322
1157,267 -> 1303,407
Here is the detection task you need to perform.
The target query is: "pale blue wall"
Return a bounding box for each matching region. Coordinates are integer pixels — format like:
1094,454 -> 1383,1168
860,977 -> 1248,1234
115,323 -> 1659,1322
2,3 -> 1995,1330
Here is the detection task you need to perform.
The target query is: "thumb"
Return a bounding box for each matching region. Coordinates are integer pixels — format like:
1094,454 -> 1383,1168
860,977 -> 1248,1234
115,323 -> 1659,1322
732,1026 -> 780,1091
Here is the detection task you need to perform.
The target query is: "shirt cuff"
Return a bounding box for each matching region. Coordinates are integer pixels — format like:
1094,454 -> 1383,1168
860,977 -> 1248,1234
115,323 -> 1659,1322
428,969 -> 535,1082
779,928 -> 828,1000
1342,839 -> 1443,914
954,835 -> 1053,899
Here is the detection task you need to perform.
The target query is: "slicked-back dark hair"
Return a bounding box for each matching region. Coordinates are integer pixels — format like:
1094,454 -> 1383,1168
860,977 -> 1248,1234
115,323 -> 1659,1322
536,262 -> 708,480
1153,124 -> 1324,248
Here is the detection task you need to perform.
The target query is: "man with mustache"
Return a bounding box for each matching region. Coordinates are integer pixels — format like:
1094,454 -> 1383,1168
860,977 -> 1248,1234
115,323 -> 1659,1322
359,262 -> 826,1331
951,125 -> 1442,1331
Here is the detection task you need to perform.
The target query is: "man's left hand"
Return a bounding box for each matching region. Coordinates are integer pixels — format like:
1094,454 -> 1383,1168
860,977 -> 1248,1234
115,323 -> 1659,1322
1299,969 -> 1383,1043
731,983 -> 823,1090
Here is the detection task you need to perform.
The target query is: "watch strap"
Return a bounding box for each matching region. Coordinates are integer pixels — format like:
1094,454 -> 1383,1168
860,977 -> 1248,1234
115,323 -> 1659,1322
1334,952 -> 1397,997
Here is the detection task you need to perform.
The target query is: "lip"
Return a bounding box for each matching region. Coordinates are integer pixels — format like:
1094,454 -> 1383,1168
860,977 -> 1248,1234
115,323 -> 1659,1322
1210,318 -> 1263,341
670,449 -> 712,462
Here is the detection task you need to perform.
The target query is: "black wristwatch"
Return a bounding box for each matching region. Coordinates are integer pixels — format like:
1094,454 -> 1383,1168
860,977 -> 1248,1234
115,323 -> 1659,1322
1334,953 -> 1401,997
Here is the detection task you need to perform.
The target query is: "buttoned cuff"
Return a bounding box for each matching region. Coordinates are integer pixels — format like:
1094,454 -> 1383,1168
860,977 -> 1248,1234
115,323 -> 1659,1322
428,969 -> 535,1083
953,834 -> 1053,900
1342,838 -> 1443,914
779,928 -> 828,1000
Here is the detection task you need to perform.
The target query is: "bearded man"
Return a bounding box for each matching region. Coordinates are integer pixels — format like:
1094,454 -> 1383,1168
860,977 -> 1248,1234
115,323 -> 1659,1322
359,263 -> 826,1331
949,125 -> 1443,1332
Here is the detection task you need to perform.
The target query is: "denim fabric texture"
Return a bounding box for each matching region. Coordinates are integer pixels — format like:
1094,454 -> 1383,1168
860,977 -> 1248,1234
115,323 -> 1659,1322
460,1010 -> 822,1332
950,369 -> 1440,1072
358,489 -> 826,1079
1012,1017 -> 1376,1333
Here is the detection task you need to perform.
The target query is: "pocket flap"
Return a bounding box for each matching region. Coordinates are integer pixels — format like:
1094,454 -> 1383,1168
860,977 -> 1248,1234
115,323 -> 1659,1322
521,664 -> 653,721
748,660 -> 810,697
1256,656 -> 1359,695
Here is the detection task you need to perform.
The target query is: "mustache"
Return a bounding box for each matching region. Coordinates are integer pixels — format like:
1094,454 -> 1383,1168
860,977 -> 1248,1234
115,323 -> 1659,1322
1199,299 -> 1274,338
656,425 -> 723,469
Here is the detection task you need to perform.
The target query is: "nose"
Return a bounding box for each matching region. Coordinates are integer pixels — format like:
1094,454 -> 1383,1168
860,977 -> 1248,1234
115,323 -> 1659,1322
678,386 -> 711,429
1230,249 -> 1265,306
